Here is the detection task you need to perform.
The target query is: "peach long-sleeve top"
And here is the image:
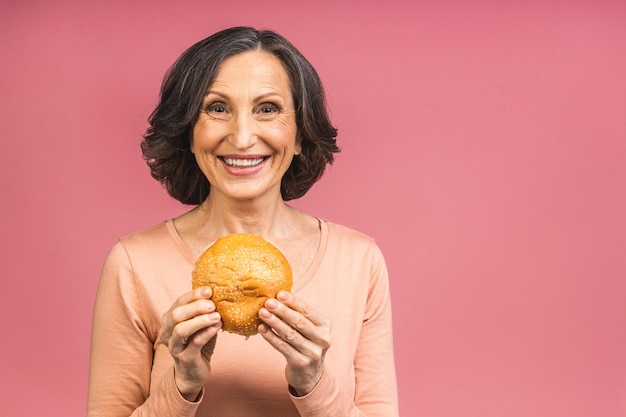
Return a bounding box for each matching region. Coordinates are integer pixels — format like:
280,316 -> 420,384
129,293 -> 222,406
87,219 -> 398,417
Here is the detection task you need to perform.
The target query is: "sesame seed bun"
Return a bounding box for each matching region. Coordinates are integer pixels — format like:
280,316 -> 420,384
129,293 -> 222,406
192,234 -> 293,336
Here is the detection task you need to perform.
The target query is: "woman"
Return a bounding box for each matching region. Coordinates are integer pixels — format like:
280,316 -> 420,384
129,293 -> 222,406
87,26 -> 398,417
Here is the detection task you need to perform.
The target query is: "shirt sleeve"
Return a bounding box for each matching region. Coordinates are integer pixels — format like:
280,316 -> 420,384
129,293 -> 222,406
290,241 -> 399,417
86,241 -> 202,417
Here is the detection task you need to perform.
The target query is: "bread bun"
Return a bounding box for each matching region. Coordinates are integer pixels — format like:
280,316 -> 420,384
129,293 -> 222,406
192,234 -> 293,336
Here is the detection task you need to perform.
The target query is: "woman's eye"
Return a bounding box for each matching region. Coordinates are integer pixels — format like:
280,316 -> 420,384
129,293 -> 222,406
262,105 -> 277,113
207,103 -> 226,113
255,103 -> 280,120
204,102 -> 230,120
258,103 -> 279,114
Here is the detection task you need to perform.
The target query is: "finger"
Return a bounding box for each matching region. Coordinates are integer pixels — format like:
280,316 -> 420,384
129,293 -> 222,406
265,293 -> 332,348
176,286 -> 213,306
170,298 -> 218,327
170,312 -> 221,354
161,297 -> 217,340
186,321 -> 222,355
261,300 -> 315,341
258,305 -> 324,360
173,311 -> 221,342
160,288 -> 218,347
276,291 -> 329,328
259,306 -> 307,343
162,287 -> 215,329
258,321 -> 305,360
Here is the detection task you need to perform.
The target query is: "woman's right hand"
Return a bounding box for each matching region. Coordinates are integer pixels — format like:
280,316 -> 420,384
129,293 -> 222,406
159,286 -> 222,401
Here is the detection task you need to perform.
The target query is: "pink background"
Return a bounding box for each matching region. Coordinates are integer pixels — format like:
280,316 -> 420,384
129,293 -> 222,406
1,1 -> 625,416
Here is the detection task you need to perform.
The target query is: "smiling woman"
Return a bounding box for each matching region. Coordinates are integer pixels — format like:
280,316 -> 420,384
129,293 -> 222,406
87,26 -> 399,417
141,28 -> 339,206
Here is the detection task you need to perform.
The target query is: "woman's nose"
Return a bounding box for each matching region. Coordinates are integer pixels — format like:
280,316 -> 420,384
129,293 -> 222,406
228,112 -> 257,149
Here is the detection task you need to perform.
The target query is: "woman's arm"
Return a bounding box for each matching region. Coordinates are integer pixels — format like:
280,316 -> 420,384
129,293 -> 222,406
261,243 -> 399,417
87,241 -> 209,417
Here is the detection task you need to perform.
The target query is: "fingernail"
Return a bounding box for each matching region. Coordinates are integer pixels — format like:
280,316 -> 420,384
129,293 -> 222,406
258,324 -> 268,334
201,287 -> 211,297
259,308 -> 272,319
266,299 -> 278,310
277,291 -> 289,301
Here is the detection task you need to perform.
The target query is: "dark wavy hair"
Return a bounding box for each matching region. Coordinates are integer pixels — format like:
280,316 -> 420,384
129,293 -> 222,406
141,26 -> 340,204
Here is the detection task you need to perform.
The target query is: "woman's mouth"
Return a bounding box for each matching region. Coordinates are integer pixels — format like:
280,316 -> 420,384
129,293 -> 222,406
221,156 -> 266,168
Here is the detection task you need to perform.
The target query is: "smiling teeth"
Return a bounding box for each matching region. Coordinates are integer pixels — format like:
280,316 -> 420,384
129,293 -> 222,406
223,157 -> 264,167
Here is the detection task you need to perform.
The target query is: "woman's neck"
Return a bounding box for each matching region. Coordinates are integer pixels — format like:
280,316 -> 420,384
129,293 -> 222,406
201,192 -> 291,237
173,191 -> 319,265
177,190 -> 304,248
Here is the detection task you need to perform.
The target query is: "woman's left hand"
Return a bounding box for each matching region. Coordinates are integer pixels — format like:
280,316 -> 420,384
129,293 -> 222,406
258,291 -> 332,396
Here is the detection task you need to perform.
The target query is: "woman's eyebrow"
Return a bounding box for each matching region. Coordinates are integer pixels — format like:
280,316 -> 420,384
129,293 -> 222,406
204,90 -> 285,102
252,92 -> 284,103
203,90 -> 229,100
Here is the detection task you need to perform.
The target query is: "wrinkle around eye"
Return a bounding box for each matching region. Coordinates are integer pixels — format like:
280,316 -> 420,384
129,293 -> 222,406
201,106 -> 230,121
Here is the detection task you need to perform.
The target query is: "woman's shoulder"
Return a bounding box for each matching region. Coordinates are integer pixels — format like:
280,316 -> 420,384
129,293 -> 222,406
323,219 -> 374,241
315,219 -> 389,283
104,219 -> 193,271
113,219 -> 186,259
321,219 -> 379,252
119,220 -> 171,245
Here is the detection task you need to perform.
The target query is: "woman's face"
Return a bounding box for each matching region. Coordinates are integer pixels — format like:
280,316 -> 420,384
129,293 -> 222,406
191,51 -> 300,202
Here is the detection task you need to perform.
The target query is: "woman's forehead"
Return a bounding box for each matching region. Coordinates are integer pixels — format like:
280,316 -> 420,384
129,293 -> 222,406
206,51 -> 292,100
